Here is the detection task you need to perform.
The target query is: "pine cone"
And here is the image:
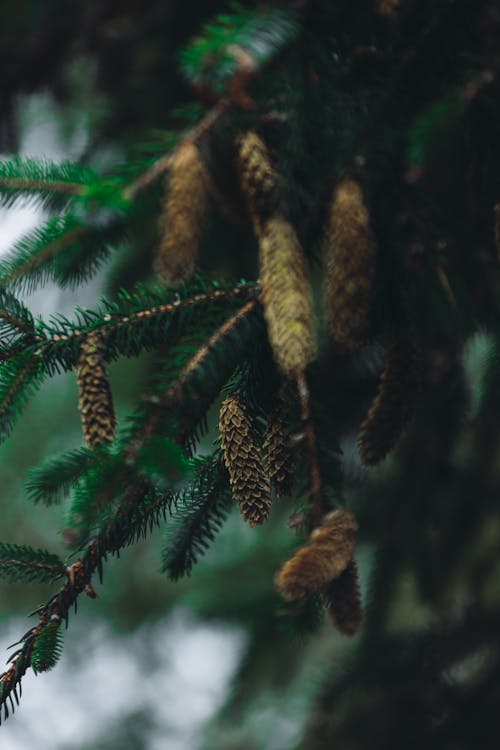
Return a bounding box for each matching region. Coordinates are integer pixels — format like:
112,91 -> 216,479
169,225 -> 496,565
259,215 -> 316,375
275,509 -> 358,601
236,130 -> 281,231
357,337 -> 423,467
155,141 -> 210,283
263,407 -> 295,497
323,559 -> 363,637
375,0 -> 402,17
219,394 -> 271,527
76,332 -> 116,448
324,176 -> 377,349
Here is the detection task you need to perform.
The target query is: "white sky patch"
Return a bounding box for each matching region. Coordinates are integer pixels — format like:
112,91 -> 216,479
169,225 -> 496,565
0,610 -> 247,750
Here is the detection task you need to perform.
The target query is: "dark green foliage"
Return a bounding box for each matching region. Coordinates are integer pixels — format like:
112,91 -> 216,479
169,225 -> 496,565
0,290 -> 38,358
0,157 -> 96,210
162,452 -> 233,580
25,447 -> 107,506
180,3 -> 298,92
0,213 -> 126,293
30,624 -> 64,673
0,544 -> 65,584
0,353 -> 46,442
134,437 -> 187,483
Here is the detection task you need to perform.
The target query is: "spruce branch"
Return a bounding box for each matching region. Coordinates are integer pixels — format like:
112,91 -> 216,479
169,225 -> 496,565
0,483 -> 155,716
0,355 -> 44,442
26,447 -> 102,506
163,297 -> 259,407
0,157 -> 94,210
0,544 -> 66,584
162,452 -> 232,580
0,218 -> 87,291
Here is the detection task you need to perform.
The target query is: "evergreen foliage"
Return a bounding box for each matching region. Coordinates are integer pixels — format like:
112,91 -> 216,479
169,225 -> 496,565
0,0 -> 499,743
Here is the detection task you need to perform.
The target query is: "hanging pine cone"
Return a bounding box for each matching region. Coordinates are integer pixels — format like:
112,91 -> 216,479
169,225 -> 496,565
259,215 -> 316,375
275,509 -> 358,601
155,141 -> 210,284
76,332 -> 116,448
375,0 -> 402,18
219,394 -> 272,527
236,130 -> 281,231
323,559 -> 363,637
263,407 -> 295,497
324,176 -> 377,349
357,337 -> 423,467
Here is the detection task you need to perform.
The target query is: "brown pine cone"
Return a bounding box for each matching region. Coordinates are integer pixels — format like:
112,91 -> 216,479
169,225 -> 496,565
357,337 -> 423,467
324,176 -> 377,349
263,407 -> 295,497
259,215 -> 316,375
236,130 -> 281,231
323,559 -> 363,637
219,394 -> 272,527
275,509 -> 358,601
76,332 -> 116,448
155,141 -> 210,283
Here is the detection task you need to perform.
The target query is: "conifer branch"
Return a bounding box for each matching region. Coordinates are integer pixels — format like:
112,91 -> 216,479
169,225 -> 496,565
40,285 -> 256,349
0,544 -> 66,584
0,177 -> 85,196
0,483 -> 152,715
0,310 -> 38,338
163,297 -> 259,407
0,224 -> 87,290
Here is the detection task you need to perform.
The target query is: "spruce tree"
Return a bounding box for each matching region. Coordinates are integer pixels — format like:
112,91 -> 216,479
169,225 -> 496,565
0,1 -> 499,746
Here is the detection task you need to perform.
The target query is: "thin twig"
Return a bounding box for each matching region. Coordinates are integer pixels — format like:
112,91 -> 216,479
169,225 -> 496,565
0,178 -> 85,196
296,369 -> 325,529
123,97 -> 231,201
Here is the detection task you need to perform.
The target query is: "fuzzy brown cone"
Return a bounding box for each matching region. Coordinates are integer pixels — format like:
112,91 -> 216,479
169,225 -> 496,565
263,407 -> 295,497
275,509 -> 358,601
375,0 -> 403,18
236,130 -> 281,231
357,337 -> 422,467
219,394 -> 271,527
259,215 -> 316,375
76,332 -> 116,448
324,176 -> 377,349
323,559 -> 363,637
155,141 -> 210,283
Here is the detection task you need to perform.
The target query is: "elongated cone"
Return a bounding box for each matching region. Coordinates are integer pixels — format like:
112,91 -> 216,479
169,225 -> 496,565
357,338 -> 422,467
376,0 -> 402,17
275,509 -> 358,601
260,215 -> 316,375
323,559 -> 363,637
325,176 -> 376,349
263,407 -> 295,497
219,394 -> 271,526
236,130 -> 281,231
76,332 -> 116,448
155,141 -> 210,283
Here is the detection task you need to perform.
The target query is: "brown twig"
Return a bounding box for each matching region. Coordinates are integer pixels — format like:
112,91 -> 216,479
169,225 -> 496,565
123,97 -> 231,201
0,178 -> 85,196
296,369 -> 325,529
